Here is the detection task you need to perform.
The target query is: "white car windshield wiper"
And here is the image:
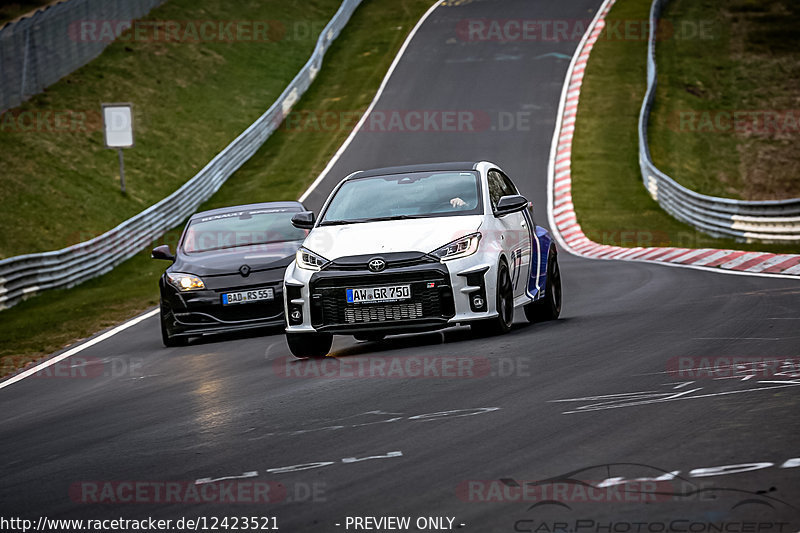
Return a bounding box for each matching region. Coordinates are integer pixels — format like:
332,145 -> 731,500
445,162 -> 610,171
319,214 -> 428,226
318,218 -> 363,226
364,214 -> 429,222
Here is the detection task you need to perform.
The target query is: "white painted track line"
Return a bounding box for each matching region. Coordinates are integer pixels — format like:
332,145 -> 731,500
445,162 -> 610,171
1,308 -> 158,390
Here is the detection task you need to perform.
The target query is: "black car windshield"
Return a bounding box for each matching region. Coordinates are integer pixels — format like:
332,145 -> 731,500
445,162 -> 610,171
319,171 -> 483,225
182,208 -> 307,253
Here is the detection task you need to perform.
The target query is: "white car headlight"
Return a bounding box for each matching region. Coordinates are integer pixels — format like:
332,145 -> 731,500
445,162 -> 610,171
167,272 -> 205,291
296,247 -> 329,271
430,233 -> 481,261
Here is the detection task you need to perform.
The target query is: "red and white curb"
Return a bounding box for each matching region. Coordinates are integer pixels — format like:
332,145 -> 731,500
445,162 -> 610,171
546,0 -> 800,279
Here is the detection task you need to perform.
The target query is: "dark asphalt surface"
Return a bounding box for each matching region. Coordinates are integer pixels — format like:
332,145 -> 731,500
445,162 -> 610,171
2,0 -> 799,531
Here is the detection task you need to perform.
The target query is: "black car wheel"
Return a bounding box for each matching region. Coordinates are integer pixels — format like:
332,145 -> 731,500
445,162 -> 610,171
160,303 -> 187,347
471,259 -> 514,336
286,332 -> 333,359
524,247 -> 562,322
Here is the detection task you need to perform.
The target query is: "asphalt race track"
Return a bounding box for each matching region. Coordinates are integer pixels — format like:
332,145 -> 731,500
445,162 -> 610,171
2,0 -> 799,531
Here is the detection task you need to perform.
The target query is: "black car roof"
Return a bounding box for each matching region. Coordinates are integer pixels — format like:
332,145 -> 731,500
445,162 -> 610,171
188,201 -> 304,220
347,162 -> 481,180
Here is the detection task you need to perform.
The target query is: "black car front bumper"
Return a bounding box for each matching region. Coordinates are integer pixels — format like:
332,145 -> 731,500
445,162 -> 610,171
161,272 -> 285,338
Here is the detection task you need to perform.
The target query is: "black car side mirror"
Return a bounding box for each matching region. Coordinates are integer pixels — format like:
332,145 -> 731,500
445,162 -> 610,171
151,244 -> 175,261
495,194 -> 528,217
291,211 -> 316,230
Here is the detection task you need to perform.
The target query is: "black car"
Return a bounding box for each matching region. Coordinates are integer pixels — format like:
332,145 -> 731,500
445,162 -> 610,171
152,201 -> 308,346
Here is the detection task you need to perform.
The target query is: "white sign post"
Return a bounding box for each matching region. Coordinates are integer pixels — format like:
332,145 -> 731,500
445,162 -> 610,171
102,103 -> 134,193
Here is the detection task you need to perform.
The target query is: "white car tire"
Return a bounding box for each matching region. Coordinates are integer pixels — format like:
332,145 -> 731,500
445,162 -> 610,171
525,248 -> 561,322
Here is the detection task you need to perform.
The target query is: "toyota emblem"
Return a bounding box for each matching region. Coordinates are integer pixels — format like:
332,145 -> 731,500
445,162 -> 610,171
239,264 -> 251,277
367,258 -> 386,272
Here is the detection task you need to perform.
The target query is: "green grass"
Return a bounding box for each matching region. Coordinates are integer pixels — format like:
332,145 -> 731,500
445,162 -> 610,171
0,0 -> 435,375
649,0 -> 800,200
0,0 -> 342,258
571,0 -> 800,254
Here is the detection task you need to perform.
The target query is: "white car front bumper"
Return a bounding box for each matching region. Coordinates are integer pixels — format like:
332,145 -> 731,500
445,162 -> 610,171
283,252 -> 501,335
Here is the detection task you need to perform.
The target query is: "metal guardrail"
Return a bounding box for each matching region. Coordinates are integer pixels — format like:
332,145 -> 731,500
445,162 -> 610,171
0,0 -> 167,113
638,0 -> 800,243
0,0 -> 363,310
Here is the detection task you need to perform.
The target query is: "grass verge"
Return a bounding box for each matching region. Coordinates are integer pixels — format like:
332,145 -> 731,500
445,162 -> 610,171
570,0 -> 800,254
0,0 -> 341,258
649,0 -> 800,200
0,0 -> 435,375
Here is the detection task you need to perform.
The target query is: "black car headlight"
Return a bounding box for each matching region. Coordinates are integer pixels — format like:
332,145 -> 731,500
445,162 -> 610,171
430,232 -> 481,261
166,272 -> 206,291
296,247 -> 329,271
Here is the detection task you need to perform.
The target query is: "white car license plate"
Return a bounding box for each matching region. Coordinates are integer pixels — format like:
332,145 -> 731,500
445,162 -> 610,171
222,288 -> 274,305
346,285 -> 411,304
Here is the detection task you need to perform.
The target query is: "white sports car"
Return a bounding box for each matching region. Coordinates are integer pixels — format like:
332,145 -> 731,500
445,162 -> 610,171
283,161 -> 561,358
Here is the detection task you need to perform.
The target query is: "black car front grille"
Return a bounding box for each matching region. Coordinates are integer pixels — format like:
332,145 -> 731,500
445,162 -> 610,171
310,271 -> 454,327
212,299 -> 284,322
175,282 -> 284,325
344,302 -> 424,323
177,298 -> 284,325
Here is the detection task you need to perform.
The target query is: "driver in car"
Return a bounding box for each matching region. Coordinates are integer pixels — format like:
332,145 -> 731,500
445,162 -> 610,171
450,197 -> 466,207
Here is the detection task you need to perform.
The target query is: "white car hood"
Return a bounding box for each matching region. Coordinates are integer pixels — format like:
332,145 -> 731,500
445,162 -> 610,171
303,216 -> 483,260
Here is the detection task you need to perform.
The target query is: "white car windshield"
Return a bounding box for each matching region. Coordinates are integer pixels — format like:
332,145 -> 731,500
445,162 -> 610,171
182,208 -> 307,253
320,171 -> 483,225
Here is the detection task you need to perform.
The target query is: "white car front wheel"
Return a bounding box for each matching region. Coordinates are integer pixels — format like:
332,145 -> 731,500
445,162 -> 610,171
525,248 -> 561,322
